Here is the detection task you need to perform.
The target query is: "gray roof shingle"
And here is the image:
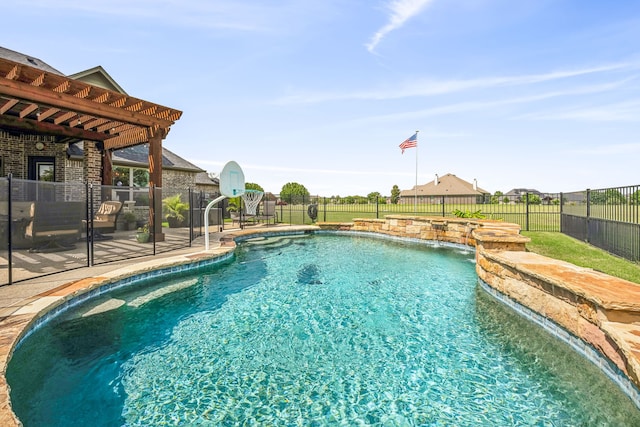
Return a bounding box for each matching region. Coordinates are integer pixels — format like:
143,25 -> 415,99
0,46 -> 64,75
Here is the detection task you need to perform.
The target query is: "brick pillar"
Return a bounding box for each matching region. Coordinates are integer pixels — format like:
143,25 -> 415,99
83,141 -> 102,185
84,141 -> 103,210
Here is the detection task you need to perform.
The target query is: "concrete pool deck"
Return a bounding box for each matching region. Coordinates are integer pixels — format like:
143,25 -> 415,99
1,219 -> 640,424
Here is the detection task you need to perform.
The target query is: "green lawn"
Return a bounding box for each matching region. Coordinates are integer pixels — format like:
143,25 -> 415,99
521,231 -> 640,284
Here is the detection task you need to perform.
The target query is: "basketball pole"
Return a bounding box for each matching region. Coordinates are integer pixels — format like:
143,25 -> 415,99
204,195 -> 227,250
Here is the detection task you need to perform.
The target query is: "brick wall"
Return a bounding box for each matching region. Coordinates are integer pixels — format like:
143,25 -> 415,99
0,131 -> 61,179
83,141 -> 101,185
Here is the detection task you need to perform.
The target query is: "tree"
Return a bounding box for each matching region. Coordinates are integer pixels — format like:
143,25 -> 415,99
280,182 -> 310,204
491,191 -> 503,204
367,191 -> 382,204
245,182 -> 264,192
631,190 -> 640,205
390,185 -> 401,204
133,169 -> 149,187
524,193 -> 542,205
590,189 -> 626,205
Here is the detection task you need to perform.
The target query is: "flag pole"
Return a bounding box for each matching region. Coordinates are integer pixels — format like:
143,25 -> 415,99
414,130 -> 419,213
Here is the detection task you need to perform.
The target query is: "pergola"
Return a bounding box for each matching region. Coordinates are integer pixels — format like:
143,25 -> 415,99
0,56 -> 183,239
0,56 -> 182,183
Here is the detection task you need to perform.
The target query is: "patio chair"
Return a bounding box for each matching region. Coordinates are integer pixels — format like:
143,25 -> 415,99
257,200 -> 277,225
25,201 -> 84,252
87,201 -> 123,239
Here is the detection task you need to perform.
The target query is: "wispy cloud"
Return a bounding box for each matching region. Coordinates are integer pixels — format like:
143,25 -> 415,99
517,100 -> 640,122
274,63 -> 634,105
348,78 -> 636,124
570,142 -> 640,155
366,0 -> 435,53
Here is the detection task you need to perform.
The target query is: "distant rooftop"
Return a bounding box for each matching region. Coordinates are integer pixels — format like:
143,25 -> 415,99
0,46 -> 63,75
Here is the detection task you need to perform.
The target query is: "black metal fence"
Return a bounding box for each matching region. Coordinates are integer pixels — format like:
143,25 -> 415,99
2,178 -> 638,285
0,176 -> 228,286
561,185 -> 640,262
272,193 -> 562,232
273,188 -> 639,262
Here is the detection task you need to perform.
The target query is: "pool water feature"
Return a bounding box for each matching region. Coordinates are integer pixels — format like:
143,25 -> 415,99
7,234 -> 640,426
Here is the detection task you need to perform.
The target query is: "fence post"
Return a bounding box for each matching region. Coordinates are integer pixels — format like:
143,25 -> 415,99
559,192 -> 564,233
525,192 -> 530,231
586,189 -> 591,243
7,173 -> 12,285
152,185 -> 157,255
87,182 -> 95,267
188,188 -> 193,247
376,197 -> 379,219
442,196 -> 445,217
323,197 -> 326,222
87,183 -> 93,267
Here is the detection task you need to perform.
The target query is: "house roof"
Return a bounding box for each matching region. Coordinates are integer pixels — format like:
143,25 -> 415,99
68,141 -> 202,172
506,188 -> 542,196
68,141 -> 217,187
195,171 -> 219,187
68,66 -> 128,95
0,46 -> 63,75
399,173 -> 489,197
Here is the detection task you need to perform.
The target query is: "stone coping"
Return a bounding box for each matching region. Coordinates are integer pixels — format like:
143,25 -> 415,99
483,250 -> 640,314
478,248 -> 640,394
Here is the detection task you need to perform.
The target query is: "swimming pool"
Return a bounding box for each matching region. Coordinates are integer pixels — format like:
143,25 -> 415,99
7,233 -> 640,426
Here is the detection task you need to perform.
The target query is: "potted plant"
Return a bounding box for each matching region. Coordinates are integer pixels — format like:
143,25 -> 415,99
122,211 -> 138,230
163,194 -> 189,228
136,223 -> 150,243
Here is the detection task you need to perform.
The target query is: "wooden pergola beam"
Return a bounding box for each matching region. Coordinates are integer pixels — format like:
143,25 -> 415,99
0,114 -> 109,141
0,78 -> 174,128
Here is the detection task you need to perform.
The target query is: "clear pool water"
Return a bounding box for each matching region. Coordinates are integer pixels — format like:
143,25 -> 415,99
7,234 -> 640,426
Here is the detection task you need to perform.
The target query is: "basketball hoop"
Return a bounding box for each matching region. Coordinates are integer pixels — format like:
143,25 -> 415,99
241,189 -> 263,215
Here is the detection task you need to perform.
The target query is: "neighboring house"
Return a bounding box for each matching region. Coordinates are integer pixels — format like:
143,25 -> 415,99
505,188 -> 542,201
399,173 -> 490,204
504,188 -> 558,204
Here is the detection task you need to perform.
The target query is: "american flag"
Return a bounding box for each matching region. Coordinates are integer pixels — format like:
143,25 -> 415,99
399,133 -> 418,154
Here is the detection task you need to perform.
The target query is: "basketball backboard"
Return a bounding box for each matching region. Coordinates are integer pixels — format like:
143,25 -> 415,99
219,161 -> 245,197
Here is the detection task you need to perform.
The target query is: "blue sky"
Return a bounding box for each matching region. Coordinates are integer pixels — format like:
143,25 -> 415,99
4,0 -> 640,195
